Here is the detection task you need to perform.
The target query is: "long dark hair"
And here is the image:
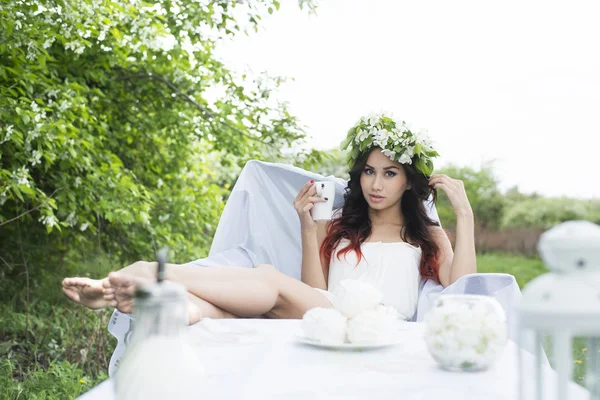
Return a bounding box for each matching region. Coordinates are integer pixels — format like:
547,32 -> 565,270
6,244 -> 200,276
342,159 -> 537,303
320,147 -> 442,282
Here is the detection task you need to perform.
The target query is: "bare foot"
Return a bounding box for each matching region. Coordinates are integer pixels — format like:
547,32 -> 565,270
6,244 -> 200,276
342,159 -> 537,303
103,272 -> 143,314
62,277 -> 109,310
104,272 -> 203,325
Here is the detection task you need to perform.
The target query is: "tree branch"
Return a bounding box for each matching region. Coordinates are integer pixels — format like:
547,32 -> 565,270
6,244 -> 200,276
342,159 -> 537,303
0,186 -> 65,228
116,72 -> 272,146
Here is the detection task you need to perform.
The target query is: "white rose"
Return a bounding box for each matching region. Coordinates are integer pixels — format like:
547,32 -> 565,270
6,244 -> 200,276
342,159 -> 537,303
302,307 -> 347,344
333,279 -> 383,318
347,305 -> 397,343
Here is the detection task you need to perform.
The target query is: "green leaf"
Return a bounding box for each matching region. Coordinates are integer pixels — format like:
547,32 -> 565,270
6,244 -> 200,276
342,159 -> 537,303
359,136 -> 372,152
340,136 -> 352,151
415,158 -> 431,175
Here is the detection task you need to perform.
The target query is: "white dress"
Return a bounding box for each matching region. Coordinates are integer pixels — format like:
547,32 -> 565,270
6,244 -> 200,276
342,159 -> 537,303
315,239 -> 422,320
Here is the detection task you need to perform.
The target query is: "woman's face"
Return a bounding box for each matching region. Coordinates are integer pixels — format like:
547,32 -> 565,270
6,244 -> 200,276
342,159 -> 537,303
359,148 -> 410,211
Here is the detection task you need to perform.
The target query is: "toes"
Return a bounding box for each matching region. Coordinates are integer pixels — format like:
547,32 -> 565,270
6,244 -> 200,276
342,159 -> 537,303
63,277 -> 77,287
102,287 -> 115,296
116,300 -> 133,314
63,277 -> 91,288
109,272 -> 132,288
103,287 -> 116,302
101,277 -> 111,289
103,293 -> 115,302
62,287 -> 80,303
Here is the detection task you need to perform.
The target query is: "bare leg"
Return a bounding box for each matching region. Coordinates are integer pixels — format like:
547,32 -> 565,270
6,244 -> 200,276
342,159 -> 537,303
101,272 -> 237,324
163,263 -> 333,319
63,263 -> 236,324
67,260 -> 332,320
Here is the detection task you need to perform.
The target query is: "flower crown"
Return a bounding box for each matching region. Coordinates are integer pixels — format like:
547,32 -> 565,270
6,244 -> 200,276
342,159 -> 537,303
340,113 -> 440,176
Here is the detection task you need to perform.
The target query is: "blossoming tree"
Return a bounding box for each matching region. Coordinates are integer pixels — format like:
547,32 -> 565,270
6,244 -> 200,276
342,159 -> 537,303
0,0 -> 320,293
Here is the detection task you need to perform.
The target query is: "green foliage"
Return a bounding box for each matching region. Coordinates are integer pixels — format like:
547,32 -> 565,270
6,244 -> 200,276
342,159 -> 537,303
501,197 -> 600,229
1,359 -> 108,400
0,301 -> 113,399
309,148 -> 349,180
434,162 -> 505,229
0,0 -> 318,395
0,0 -> 321,302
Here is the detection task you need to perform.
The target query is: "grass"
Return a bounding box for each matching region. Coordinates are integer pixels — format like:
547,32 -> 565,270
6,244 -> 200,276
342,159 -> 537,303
477,252 -> 548,288
0,252 -> 591,398
0,302 -> 113,400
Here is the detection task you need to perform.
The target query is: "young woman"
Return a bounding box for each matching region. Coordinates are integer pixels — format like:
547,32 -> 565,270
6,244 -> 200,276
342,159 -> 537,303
62,114 -> 476,324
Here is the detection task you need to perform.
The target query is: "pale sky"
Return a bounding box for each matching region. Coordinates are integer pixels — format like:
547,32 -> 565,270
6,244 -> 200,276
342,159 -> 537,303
217,0 -> 600,199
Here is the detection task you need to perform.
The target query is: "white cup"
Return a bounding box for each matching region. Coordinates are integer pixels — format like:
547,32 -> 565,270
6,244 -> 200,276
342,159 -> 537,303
310,181 -> 335,221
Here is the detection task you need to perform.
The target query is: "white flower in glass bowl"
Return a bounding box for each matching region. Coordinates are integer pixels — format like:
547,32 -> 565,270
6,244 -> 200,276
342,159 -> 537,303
424,294 -> 508,372
302,307 -> 347,344
333,279 -> 383,318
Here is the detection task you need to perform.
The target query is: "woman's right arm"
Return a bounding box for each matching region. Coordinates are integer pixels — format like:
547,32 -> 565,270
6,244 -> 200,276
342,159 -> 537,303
294,181 -> 329,290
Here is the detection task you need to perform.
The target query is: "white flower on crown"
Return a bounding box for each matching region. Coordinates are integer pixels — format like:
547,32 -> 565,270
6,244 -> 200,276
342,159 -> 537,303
367,112 -> 382,127
343,113 -> 439,175
414,128 -> 433,148
373,129 -> 390,147
381,149 -> 396,159
355,129 -> 370,144
399,153 -> 412,165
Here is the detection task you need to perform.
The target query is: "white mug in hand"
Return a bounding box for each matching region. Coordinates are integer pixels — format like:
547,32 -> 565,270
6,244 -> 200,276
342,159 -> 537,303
310,181 -> 335,221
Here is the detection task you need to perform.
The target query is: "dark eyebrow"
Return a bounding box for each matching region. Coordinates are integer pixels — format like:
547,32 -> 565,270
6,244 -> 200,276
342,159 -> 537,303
365,163 -> 400,171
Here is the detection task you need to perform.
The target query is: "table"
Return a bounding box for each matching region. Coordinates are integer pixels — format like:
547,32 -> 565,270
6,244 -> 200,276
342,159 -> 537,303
79,319 -> 590,400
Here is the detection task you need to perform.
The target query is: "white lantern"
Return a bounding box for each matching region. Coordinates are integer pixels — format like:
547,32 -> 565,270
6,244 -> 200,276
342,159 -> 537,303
518,220 -> 600,400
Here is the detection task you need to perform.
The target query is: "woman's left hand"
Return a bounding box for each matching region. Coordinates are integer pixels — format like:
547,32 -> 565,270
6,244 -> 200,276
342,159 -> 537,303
428,174 -> 473,217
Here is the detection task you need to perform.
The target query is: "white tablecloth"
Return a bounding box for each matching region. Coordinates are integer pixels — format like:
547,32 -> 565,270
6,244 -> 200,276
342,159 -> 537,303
79,320 -> 589,400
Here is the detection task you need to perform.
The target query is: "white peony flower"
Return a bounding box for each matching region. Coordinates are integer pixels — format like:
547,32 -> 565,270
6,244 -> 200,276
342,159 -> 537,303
398,153 -> 412,165
333,279 -> 383,318
347,305 -> 398,343
302,307 -> 347,344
